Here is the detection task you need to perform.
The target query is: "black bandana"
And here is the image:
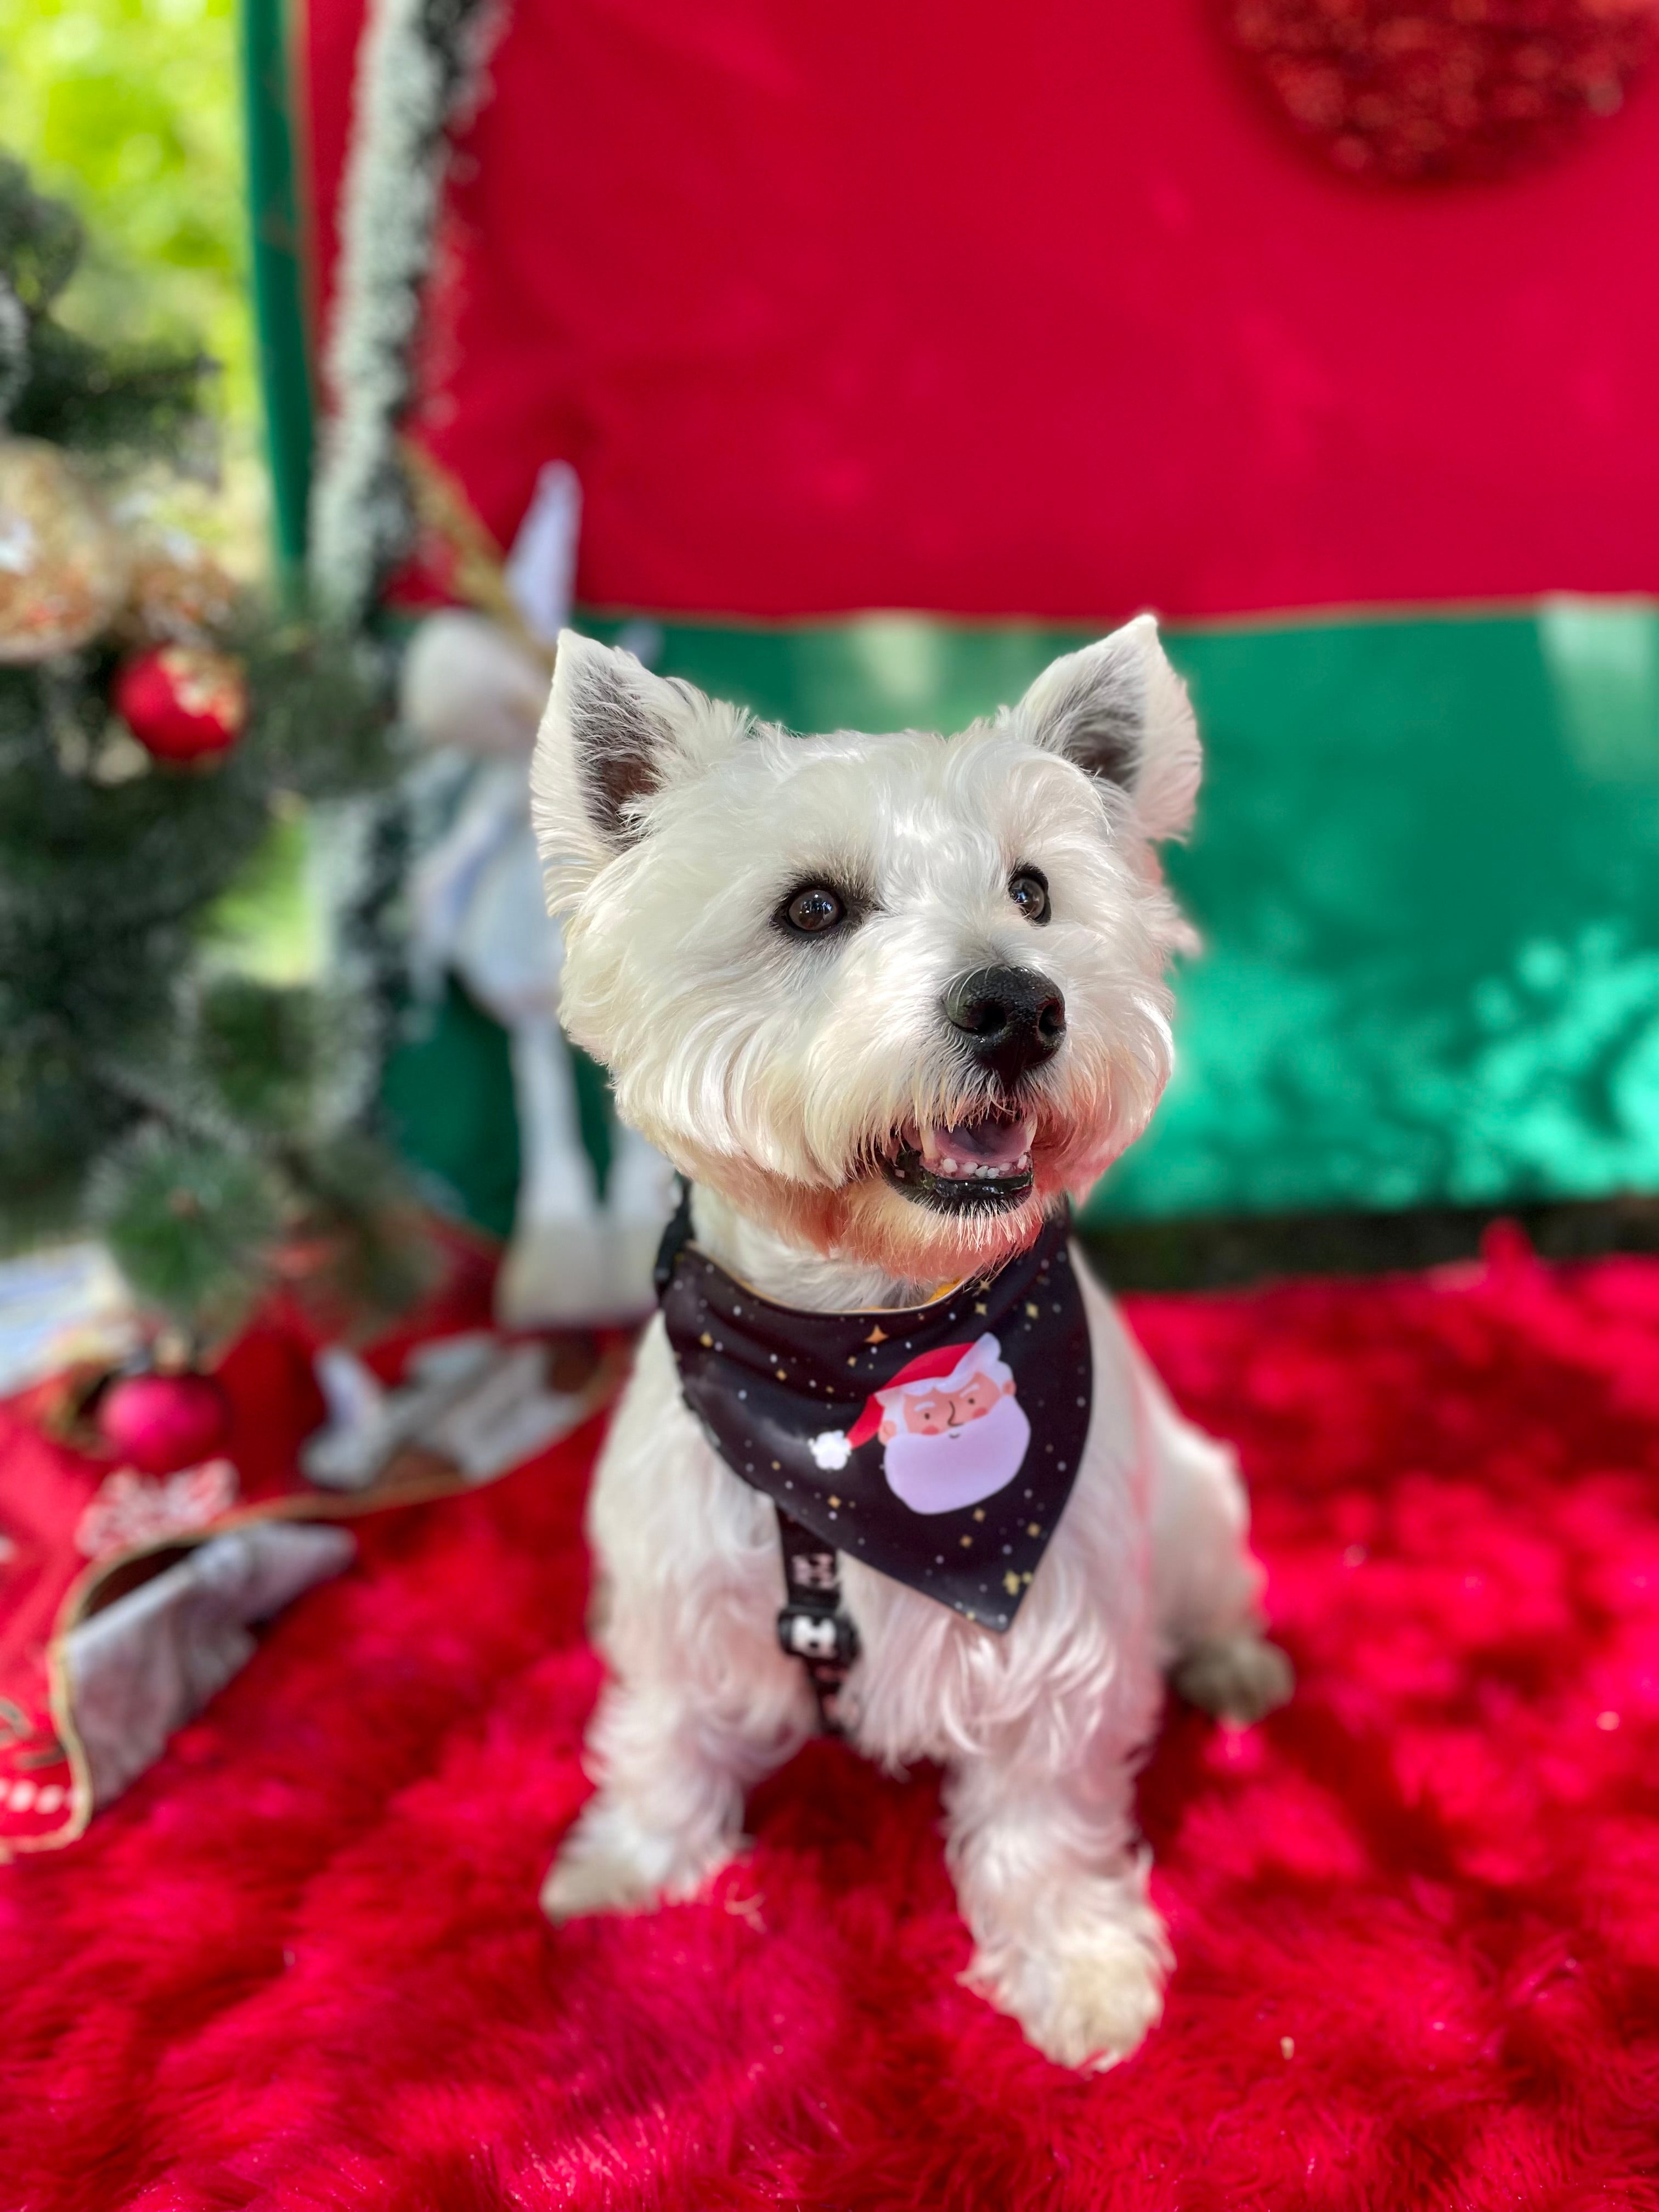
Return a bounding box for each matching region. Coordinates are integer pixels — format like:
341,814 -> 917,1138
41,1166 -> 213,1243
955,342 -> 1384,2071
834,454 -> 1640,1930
657,1199 -> 1092,1633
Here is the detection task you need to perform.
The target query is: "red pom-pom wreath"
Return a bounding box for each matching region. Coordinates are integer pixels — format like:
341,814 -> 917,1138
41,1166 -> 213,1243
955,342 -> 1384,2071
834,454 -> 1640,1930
1220,0 -> 1659,181
97,1369 -> 230,1477
113,644 -> 248,764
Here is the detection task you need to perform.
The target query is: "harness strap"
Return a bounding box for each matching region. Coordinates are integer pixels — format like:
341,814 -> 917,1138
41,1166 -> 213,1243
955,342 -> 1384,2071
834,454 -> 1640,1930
774,1505 -> 860,1734
657,1188 -> 858,1729
652,1180 -> 695,1297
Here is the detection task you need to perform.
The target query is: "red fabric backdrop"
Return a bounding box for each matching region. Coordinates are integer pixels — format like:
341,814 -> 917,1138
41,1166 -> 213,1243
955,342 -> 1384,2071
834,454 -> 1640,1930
5,1238 -> 1659,2206
301,0 -> 1659,622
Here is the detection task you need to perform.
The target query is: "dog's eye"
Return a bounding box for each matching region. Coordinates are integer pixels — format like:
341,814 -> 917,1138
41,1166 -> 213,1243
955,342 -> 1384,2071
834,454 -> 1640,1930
1008,868 -> 1050,925
781,885 -> 846,935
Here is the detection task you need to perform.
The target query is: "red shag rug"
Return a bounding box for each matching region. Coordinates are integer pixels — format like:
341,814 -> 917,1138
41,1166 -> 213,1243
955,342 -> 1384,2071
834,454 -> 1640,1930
3,1232 -> 1658,2211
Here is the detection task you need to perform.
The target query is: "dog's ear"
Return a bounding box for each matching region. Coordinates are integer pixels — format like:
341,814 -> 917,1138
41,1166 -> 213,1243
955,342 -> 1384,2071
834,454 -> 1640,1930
1017,615 -> 1200,842
532,630 -> 743,895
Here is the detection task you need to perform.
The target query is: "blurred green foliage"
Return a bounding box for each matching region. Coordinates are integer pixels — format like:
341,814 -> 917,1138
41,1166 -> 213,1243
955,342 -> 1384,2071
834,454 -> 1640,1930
0,0 -> 252,432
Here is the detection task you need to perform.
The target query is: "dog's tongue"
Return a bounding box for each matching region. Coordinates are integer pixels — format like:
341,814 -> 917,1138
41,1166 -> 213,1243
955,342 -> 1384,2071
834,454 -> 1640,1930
920,1116 -> 1035,1172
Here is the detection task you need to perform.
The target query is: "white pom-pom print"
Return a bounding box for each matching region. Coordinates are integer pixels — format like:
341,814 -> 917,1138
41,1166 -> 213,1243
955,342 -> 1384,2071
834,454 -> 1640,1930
810,1429 -> 852,1472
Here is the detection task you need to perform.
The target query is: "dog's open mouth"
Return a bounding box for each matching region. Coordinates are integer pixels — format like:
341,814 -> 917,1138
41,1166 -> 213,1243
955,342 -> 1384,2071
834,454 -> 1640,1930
880,1110 -> 1036,1212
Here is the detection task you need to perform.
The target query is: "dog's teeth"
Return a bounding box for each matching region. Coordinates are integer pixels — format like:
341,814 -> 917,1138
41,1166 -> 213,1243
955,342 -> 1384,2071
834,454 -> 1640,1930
915,1132 -> 1040,1186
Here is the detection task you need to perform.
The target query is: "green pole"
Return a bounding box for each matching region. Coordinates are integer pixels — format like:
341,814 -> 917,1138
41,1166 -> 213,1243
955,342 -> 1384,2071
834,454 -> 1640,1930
240,0 -> 314,600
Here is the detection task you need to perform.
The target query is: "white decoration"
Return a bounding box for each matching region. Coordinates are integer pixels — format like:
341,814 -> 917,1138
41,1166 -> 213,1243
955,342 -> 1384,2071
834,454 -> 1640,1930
505,462 -> 582,649
418,1342 -> 576,1480
301,1333 -> 582,1489
302,1345 -> 395,1491
74,1462 -> 239,1561
64,1522 -> 356,1808
400,469 -> 675,1325
809,1429 -> 853,1472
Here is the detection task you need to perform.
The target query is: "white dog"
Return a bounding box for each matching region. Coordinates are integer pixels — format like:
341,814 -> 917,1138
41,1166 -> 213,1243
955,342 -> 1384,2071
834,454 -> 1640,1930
531,618 -> 1290,2069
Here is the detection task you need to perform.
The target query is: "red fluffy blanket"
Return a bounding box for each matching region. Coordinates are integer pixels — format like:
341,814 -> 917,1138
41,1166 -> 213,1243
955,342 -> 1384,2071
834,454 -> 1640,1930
3,1232 -> 1657,2209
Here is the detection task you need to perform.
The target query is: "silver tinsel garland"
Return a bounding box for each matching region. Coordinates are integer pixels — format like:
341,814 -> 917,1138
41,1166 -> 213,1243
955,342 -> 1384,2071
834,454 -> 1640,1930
308,0 -> 502,627
0,275 -> 28,425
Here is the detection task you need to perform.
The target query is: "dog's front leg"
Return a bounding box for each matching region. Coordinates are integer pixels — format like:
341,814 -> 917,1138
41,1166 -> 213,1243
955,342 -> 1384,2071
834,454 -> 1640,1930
944,1736 -> 1170,2070
541,1671 -> 799,1920
544,1323 -> 815,1921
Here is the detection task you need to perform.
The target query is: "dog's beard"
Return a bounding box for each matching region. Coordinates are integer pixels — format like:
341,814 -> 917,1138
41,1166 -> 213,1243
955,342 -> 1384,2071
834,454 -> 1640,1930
882,1392 -> 1033,1516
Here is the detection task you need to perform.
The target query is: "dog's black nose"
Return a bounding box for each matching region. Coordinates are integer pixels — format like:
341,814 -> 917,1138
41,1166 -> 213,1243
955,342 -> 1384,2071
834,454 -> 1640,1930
943,966 -> 1066,1085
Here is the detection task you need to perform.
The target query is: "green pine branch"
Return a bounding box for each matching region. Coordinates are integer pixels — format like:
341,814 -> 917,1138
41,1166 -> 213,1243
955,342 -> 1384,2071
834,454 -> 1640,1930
0,156 -> 422,1338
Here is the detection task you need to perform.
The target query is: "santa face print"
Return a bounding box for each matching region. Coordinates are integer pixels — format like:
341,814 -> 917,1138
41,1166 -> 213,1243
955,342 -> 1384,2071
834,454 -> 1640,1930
879,1344 -> 1033,1517
881,1372 -> 1012,1440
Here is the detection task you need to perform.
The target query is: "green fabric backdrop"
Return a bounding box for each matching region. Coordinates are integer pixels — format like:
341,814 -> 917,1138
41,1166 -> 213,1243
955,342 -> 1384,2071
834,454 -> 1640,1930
385,603 -> 1659,1231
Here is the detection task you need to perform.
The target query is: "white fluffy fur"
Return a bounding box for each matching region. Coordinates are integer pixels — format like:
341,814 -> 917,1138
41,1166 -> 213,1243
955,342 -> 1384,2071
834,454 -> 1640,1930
531,622 -> 1289,2068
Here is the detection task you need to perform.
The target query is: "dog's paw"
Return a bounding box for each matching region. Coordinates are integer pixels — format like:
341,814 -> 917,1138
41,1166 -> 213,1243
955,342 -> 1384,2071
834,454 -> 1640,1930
1173,1629 -> 1294,1725
967,1883 -> 1172,2070
540,1842 -> 661,1923
540,1802 -> 732,1924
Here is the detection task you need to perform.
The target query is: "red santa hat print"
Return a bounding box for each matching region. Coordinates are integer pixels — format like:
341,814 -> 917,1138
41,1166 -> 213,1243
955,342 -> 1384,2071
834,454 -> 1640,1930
810,1334 -> 1010,1471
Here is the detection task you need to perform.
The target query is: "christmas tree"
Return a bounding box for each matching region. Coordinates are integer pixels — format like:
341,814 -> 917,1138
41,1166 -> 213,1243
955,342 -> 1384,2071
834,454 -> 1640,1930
0,155 -> 413,1344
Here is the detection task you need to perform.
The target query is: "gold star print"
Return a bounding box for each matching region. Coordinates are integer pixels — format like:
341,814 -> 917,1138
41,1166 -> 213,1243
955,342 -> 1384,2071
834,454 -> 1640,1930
974,1300 -> 988,1315
699,1332 -> 713,1348
1004,1571 -> 1021,1596
865,1324 -> 889,1345
1027,1522 -> 1042,1538
1025,1302 -> 1040,1319
828,1496 -> 842,1509
775,1368 -> 788,1381
959,1534 -> 973,1548
972,1508 -> 986,1522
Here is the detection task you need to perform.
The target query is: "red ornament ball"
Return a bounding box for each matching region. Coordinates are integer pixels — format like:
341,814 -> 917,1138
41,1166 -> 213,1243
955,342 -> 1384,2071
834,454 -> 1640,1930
114,643 -> 249,764
98,1369 -> 230,1477
1219,0 -> 1659,182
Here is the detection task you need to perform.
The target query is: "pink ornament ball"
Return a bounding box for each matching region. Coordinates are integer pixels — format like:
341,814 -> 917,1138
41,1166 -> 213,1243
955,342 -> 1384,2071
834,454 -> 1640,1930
97,1370 -> 230,1477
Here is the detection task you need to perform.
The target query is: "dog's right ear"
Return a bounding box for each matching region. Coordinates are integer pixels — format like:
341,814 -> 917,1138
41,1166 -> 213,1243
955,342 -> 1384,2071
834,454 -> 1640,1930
531,631 -> 744,900
1017,615 -> 1200,843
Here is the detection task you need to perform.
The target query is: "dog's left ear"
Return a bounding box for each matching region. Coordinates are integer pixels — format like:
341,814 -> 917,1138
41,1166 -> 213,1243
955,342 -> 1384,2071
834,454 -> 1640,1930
531,630 -> 744,899
1016,615 -> 1200,842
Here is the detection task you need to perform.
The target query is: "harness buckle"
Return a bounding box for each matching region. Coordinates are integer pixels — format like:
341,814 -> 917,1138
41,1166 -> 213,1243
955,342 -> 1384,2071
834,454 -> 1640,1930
776,1603 -> 861,1668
